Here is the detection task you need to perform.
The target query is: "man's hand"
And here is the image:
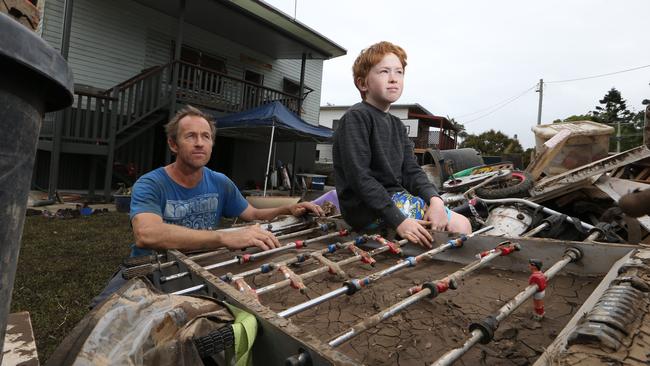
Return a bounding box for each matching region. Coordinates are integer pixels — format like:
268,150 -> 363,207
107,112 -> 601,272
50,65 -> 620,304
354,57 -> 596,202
425,197 -> 449,231
289,202 -> 325,217
396,218 -> 433,248
220,224 -> 281,251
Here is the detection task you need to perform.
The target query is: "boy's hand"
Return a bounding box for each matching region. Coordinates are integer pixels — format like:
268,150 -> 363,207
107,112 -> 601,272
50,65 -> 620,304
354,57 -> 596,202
221,224 -> 280,251
425,197 -> 449,231
289,202 -> 325,217
396,218 -> 433,248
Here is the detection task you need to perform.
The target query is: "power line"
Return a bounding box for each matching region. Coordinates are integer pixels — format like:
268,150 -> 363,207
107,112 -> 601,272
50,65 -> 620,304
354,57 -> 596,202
546,63 -> 650,84
463,85 -> 536,124
455,84 -> 537,119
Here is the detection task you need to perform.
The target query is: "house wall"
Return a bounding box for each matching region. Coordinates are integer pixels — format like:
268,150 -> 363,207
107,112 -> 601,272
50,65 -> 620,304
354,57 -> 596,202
41,0 -> 323,124
315,105 -> 414,163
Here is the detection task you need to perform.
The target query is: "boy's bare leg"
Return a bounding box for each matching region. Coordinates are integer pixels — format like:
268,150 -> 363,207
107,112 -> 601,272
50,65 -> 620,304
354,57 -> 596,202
446,211 -> 472,234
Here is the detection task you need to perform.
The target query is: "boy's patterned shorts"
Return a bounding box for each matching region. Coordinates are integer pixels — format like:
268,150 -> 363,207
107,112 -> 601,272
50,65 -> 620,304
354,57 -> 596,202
367,191 -> 452,229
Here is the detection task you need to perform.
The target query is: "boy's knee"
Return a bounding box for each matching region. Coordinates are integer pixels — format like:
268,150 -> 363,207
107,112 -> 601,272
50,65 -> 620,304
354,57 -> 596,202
448,212 -> 472,235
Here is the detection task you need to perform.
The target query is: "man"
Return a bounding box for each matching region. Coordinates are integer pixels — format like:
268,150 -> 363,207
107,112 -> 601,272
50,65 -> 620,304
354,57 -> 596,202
130,105 -> 323,255
91,105 -> 322,307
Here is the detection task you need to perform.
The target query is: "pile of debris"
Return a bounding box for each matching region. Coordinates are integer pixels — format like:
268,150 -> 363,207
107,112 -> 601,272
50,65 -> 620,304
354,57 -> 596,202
439,120 -> 650,246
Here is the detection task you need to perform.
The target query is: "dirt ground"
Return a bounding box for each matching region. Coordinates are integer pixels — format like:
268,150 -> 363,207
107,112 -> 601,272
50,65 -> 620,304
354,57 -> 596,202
196,234 -> 599,366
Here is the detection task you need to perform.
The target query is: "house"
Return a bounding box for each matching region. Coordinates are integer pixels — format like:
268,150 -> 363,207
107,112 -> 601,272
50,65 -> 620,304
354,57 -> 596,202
33,0 -> 346,200
316,103 -> 459,163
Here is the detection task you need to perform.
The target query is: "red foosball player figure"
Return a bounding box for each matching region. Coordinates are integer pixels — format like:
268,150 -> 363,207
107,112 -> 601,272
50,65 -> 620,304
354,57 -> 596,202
528,259 -> 547,321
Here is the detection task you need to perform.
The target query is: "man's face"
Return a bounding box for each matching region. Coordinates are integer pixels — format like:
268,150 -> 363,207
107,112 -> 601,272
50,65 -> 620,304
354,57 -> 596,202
168,115 -> 213,169
357,52 -> 404,111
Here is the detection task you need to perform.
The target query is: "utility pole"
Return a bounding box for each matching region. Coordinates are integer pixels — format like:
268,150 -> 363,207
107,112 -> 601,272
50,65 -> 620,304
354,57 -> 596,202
536,79 -> 544,125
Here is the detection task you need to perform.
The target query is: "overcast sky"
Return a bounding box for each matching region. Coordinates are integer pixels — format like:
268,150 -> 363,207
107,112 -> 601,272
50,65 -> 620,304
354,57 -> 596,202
265,0 -> 650,148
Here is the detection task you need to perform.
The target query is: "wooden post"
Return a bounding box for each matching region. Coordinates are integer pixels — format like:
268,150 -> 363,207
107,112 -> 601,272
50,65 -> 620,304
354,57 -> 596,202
88,156 -> 97,200
290,53 -> 307,195
47,110 -> 63,200
103,91 -> 118,201
166,0 -> 186,164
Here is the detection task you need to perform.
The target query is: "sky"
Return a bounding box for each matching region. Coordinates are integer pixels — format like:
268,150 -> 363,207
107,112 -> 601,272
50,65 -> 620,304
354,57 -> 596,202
265,0 -> 650,148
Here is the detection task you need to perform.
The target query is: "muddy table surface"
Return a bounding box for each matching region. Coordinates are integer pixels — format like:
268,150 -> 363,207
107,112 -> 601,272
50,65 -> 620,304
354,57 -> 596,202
194,233 -> 598,366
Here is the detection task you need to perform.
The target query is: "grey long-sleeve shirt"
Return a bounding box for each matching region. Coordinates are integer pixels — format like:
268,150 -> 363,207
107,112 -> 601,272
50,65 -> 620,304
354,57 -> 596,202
332,102 -> 439,229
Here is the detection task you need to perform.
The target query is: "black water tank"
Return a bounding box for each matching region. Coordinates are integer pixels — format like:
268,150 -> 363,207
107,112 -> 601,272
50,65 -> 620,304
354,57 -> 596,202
0,13 -> 73,362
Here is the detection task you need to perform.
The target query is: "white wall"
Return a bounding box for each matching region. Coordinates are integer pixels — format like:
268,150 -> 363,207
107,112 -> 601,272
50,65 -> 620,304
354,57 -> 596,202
316,105 -> 414,162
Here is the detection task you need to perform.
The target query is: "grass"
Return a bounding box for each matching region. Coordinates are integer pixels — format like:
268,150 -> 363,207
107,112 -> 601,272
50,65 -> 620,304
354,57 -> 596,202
10,212 -> 133,363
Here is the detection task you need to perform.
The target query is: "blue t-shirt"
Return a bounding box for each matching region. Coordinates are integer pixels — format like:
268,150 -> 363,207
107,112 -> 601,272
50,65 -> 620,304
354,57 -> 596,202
129,167 -> 249,256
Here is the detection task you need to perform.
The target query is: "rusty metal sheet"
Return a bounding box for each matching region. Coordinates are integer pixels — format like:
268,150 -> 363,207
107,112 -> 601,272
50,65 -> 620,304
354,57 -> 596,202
531,146 -> 650,198
594,175 -> 650,232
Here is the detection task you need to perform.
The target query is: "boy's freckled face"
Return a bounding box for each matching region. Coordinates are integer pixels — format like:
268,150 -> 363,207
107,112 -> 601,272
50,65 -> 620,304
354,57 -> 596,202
358,53 -> 404,111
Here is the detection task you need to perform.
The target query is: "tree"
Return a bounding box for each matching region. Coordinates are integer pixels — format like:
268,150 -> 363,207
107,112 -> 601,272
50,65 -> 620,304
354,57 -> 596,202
592,88 -> 633,124
447,116 -> 468,140
459,129 -> 523,156
552,114 -> 598,123
591,88 -> 642,151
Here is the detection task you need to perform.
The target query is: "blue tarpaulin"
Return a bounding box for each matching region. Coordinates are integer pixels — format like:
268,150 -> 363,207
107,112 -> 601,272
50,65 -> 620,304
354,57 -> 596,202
215,101 -> 332,142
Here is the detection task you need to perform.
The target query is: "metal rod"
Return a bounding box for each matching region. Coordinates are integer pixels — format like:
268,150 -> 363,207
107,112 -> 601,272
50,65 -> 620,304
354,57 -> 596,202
328,241 -> 518,347
161,226 -> 344,283
521,222 -> 549,237
256,237 -> 408,296
431,247 -> 582,366
263,125 -> 276,197
478,197 -> 595,231
227,235 -> 368,283
278,227 -> 494,318
173,284 -> 204,295
188,235 -> 401,297
125,220 -> 328,279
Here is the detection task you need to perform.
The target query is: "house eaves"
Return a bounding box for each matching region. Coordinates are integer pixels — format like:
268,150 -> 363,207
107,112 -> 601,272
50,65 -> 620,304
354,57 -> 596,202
134,0 -> 346,60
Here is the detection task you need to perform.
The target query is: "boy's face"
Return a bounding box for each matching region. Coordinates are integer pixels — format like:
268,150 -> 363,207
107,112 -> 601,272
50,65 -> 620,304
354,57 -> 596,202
356,52 -> 404,112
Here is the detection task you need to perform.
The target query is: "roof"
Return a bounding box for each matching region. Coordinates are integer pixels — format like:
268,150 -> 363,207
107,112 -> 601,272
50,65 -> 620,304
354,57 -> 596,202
320,103 -> 458,131
133,0 -> 346,60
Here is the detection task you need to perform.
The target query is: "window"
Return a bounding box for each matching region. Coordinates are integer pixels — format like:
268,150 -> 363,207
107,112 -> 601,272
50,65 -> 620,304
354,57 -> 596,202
283,77 -> 313,97
171,43 -> 227,73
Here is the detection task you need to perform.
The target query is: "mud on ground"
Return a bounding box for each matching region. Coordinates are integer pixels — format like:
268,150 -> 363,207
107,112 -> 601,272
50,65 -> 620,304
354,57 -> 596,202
201,238 -> 598,366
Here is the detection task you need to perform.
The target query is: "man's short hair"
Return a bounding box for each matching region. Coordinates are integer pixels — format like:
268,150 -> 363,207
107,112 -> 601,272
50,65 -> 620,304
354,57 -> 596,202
352,41 -> 407,99
165,105 -> 216,142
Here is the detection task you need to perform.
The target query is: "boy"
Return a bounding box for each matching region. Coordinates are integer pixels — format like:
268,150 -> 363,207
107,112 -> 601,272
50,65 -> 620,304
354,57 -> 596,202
332,41 -> 471,247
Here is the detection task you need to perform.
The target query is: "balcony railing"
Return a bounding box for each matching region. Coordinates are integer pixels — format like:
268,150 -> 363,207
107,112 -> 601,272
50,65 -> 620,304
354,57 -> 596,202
40,61 -> 302,145
175,60 -> 300,114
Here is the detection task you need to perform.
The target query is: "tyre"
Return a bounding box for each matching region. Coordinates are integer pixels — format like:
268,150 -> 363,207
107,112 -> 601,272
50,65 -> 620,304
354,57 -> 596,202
475,171 -> 533,199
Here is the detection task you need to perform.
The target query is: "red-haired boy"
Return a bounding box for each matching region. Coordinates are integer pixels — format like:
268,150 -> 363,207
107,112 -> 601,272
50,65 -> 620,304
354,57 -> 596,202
333,41 -> 471,247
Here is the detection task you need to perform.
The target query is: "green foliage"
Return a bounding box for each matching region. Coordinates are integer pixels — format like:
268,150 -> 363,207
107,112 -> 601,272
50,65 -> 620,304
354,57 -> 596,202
613,110 -> 646,151
447,116 -> 468,139
11,213 -> 133,363
459,129 -> 523,155
552,114 -> 598,124
522,147 -> 536,168
592,88 -> 633,124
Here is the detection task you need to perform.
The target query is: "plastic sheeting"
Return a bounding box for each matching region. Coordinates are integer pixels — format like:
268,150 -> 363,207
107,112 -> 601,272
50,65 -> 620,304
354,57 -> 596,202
46,279 -> 234,366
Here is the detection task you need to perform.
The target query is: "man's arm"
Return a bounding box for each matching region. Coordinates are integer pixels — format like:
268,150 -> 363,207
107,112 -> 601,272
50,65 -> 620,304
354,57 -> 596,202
132,213 -> 281,251
238,202 -> 324,222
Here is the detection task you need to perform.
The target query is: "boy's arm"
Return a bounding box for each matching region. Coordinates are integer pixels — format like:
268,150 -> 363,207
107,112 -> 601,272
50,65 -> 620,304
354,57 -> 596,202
336,112 -> 406,228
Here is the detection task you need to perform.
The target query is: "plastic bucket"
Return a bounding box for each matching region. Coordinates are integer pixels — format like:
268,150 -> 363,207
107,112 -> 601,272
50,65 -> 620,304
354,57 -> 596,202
0,12 -> 73,361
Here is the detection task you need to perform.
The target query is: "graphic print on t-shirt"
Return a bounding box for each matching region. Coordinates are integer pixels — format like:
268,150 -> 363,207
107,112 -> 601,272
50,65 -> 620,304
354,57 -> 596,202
163,193 -> 220,229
